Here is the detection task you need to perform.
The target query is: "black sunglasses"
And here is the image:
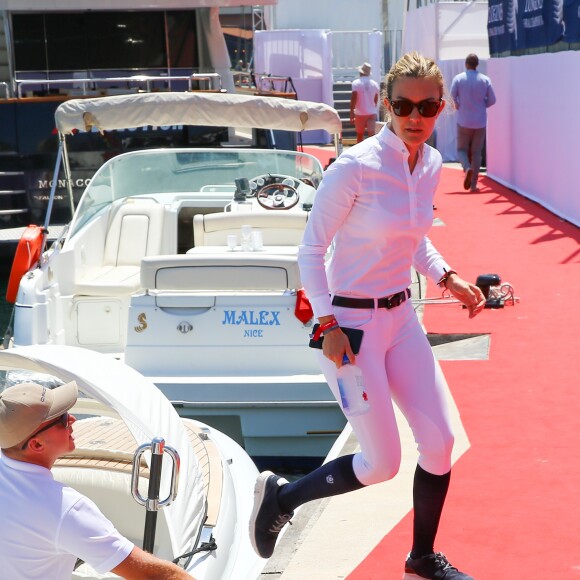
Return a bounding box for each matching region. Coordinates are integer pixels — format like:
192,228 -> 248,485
390,98 -> 442,118
21,412 -> 69,450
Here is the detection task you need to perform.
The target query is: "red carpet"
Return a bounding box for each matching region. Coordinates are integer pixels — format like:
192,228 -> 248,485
302,145 -> 336,169
347,169 -> 580,578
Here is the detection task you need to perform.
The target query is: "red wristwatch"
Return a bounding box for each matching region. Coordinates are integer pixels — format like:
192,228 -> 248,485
437,269 -> 458,288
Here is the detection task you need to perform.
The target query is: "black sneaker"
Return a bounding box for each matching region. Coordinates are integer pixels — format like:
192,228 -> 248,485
249,471 -> 294,558
463,169 -> 473,190
405,552 -> 474,579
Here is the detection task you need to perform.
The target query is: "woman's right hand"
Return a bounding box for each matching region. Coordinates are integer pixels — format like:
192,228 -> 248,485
322,327 -> 355,368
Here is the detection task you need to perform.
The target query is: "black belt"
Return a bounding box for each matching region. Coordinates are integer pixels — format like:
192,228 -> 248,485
332,288 -> 411,310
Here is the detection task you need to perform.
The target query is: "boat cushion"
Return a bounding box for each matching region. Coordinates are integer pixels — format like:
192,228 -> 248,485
74,201 -> 164,296
193,211 -> 307,247
53,466 -> 174,561
141,254 -> 302,291
74,265 -> 142,296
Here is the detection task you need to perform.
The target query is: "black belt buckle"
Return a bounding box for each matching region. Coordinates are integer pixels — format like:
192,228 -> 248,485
386,293 -> 401,308
381,288 -> 409,309
332,288 -> 409,310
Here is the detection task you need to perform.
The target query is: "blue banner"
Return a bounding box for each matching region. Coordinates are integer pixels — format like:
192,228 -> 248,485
488,0 -> 513,54
564,0 -> 580,41
488,0 -> 566,55
520,0 -> 564,48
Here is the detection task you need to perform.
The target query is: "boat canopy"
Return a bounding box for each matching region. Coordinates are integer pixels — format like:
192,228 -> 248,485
55,91 -> 343,136
0,345 -> 206,559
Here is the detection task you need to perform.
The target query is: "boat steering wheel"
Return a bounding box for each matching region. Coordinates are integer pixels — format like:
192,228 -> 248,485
256,183 -> 300,210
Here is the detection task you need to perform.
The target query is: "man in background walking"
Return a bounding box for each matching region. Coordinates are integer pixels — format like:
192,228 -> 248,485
450,53 -> 496,192
350,62 -> 380,143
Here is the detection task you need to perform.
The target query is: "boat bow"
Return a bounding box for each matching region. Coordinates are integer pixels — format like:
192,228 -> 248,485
0,344 -> 206,560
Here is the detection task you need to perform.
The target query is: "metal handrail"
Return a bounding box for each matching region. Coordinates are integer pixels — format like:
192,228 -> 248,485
131,437 -> 180,553
254,74 -> 297,97
0,82 -> 10,99
16,73 -> 223,98
131,438 -> 180,510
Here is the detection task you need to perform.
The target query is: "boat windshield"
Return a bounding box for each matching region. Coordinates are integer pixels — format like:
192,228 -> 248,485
69,148 -> 323,237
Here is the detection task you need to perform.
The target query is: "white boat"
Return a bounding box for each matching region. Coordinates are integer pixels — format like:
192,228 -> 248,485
0,344 -> 265,579
7,91 -> 346,470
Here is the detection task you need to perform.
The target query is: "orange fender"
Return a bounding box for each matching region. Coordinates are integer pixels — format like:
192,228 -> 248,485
6,225 -> 45,304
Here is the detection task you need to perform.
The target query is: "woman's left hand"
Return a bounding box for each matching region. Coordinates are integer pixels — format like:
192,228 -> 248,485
445,274 -> 486,318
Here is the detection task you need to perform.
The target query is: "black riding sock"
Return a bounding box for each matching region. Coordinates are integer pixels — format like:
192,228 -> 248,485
277,454 -> 364,513
411,464 -> 451,559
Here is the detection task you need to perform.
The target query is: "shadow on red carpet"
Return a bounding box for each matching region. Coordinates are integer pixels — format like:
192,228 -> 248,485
347,168 -> 580,579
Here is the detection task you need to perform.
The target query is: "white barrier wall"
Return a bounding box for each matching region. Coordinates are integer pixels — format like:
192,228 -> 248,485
402,1 -> 491,162
487,52 -> 580,227
403,2 -> 490,61
265,0 -> 382,32
253,29 -> 333,144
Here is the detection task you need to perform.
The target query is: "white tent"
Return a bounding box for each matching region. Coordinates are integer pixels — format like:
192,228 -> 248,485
403,1 -> 490,162
403,2 -> 490,62
404,2 -> 580,226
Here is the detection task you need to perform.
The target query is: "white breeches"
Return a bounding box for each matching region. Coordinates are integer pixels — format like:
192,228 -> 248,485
316,299 -> 455,486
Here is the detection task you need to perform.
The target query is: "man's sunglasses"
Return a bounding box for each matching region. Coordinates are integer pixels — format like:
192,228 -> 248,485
390,98 -> 442,118
21,412 -> 69,450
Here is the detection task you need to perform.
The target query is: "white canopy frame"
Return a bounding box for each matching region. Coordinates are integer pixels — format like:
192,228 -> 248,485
55,91 -> 343,136
50,91 -> 342,239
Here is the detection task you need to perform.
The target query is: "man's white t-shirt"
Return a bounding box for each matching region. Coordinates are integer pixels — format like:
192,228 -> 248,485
351,76 -> 380,116
0,453 -> 134,579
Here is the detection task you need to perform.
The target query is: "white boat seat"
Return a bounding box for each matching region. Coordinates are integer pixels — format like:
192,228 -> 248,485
56,467 -> 174,566
141,253 -> 301,291
193,211 -> 307,247
54,416 -> 222,544
75,201 -> 164,296
53,416 -> 174,561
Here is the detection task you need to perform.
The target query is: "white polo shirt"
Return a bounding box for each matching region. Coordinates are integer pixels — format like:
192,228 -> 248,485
298,124 -> 451,318
0,452 -> 134,579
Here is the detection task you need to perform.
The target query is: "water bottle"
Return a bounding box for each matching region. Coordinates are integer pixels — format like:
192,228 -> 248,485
240,224 -> 253,251
336,355 -> 370,417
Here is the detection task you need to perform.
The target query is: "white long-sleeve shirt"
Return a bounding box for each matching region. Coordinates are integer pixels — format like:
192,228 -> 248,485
298,125 -> 452,318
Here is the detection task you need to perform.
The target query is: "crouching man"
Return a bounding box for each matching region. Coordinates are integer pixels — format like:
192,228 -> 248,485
0,381 -> 192,579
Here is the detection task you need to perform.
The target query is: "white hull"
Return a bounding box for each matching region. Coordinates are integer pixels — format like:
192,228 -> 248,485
157,374 -> 345,468
13,254 -> 345,467
8,92 -> 344,468
0,345 -> 265,579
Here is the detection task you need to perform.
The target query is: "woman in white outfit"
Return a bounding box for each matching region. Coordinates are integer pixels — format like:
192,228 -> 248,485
250,52 -> 485,580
